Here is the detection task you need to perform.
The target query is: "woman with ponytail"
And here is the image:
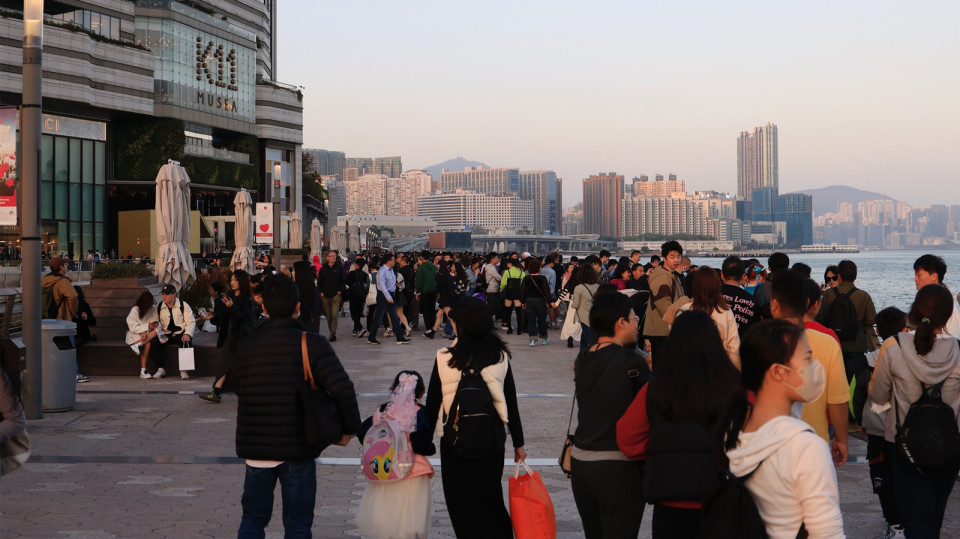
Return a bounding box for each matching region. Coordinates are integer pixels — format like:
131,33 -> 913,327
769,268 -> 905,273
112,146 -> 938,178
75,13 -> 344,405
869,284 -> 960,538
719,319 -> 845,538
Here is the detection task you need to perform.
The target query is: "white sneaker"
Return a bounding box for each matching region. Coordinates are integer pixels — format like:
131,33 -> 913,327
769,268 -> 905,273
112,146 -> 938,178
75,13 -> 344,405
130,344 -> 141,356
384,328 -> 393,338
140,371 -> 152,379
180,372 -> 190,380
154,368 -> 166,379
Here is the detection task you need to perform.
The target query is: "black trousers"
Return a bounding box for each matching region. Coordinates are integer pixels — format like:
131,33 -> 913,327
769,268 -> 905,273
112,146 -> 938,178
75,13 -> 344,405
148,333 -> 190,373
525,298 -> 548,338
842,351 -> 868,383
440,441 -> 512,539
570,458 -> 646,539
486,291 -> 502,322
652,505 -> 699,539
348,297 -> 365,332
892,449 -> 958,538
420,292 -> 437,330
867,435 -> 900,526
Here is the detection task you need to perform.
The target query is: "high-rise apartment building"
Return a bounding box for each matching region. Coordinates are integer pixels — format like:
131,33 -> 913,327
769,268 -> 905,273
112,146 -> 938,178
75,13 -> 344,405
417,190 -> 533,231
583,173 -> 624,238
632,174 -> 685,198
775,193 -> 813,245
440,166 -> 519,196
343,174 -> 419,217
346,156 -> 402,178
621,195 -> 705,237
737,122 -> 778,199
304,149 -> 346,181
401,169 -> 434,196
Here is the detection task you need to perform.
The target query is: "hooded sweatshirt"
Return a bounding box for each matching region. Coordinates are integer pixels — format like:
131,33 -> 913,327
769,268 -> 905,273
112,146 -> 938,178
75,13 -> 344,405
726,416 -> 844,539
869,332 -> 960,444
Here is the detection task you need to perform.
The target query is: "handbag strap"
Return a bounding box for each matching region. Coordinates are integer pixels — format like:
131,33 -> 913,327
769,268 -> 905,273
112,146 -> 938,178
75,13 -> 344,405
301,332 -> 317,390
565,390 -> 577,437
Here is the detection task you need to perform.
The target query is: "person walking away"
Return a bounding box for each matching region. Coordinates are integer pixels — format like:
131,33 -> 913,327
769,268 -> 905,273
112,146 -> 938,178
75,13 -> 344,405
427,261 -> 460,339
228,274 -> 360,538
424,297 -> 526,539
368,253 -> 411,345
642,241 -> 684,370
292,260 -> 322,334
570,292 -> 651,538
393,267 -> 412,338
346,257 -> 369,337
356,371 -> 436,539
200,270 -> 259,403
770,270 -> 850,465
317,251 -> 346,341
869,284 -> 960,539
541,253 -> 560,328
719,256 -> 761,336
720,319 -> 846,538
570,263 -> 600,352
42,257 -> 86,381
396,254 -> 417,332
860,307 -> 907,538
499,257 -> 526,334
483,253 -> 503,324
153,284 -> 196,380
126,290 -> 160,379
816,259 -> 880,382
520,258 -> 552,347
671,266 -> 741,369
415,251 -> 438,336
616,310 -> 740,538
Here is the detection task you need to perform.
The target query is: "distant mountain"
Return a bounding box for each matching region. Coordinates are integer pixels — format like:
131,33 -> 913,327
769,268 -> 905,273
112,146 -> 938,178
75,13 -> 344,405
420,157 -> 490,181
790,185 -> 894,216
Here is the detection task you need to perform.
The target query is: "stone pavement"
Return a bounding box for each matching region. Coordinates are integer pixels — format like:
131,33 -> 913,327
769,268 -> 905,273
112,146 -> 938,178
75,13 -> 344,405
2,320 -> 959,538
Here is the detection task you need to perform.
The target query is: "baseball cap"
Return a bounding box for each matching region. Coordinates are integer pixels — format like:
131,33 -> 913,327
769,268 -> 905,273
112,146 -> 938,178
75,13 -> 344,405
160,284 -> 177,295
49,257 -> 68,270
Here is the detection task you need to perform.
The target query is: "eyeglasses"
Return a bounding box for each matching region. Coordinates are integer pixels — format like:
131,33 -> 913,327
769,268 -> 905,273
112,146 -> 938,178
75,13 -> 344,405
825,275 -> 838,282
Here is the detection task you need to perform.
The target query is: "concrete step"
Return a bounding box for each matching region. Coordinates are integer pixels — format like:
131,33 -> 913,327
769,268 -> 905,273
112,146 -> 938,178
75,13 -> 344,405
78,337 -> 222,377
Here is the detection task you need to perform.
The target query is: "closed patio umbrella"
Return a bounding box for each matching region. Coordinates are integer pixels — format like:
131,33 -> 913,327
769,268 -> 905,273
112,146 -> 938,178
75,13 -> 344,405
155,160 -> 195,289
310,218 -> 322,259
231,188 -> 255,273
288,210 -> 302,249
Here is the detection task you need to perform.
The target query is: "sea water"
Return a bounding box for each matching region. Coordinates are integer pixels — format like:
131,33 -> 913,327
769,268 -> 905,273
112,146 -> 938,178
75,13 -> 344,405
687,249 -> 960,313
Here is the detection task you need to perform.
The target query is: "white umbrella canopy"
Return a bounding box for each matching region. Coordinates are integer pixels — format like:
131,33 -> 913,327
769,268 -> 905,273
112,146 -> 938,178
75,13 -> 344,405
288,210 -> 303,249
310,218 -> 322,259
155,161 -> 195,290
231,188 -> 255,273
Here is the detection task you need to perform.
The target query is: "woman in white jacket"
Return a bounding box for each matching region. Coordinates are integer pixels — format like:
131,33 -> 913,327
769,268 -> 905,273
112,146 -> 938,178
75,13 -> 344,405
126,290 -> 159,379
720,319 -> 845,539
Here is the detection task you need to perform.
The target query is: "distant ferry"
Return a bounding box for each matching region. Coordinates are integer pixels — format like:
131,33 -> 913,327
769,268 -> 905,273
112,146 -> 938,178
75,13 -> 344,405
800,244 -> 860,254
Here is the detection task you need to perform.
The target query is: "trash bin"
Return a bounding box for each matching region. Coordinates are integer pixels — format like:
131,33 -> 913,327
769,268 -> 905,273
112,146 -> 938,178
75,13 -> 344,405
42,319 -> 77,412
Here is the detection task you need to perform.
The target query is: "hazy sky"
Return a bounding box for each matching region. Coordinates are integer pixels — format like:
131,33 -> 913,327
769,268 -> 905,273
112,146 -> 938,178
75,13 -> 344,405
277,1 -> 959,208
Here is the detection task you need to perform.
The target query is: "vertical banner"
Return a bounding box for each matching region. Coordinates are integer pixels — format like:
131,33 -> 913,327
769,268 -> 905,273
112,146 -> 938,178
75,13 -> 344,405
0,108 -> 18,226
255,202 -> 273,244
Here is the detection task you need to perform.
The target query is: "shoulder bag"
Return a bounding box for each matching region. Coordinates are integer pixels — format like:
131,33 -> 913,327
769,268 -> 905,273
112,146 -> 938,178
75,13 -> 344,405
297,332 -> 342,450
558,391 -> 576,478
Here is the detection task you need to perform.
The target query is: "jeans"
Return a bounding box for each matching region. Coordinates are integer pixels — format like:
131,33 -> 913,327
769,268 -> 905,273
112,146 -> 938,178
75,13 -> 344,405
238,460 -> 317,539
369,291 -> 403,342
579,322 -> 592,352
525,298 -> 548,338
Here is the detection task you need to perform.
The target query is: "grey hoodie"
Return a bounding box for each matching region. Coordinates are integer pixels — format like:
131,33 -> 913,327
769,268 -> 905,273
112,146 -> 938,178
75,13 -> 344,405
869,332 -> 960,444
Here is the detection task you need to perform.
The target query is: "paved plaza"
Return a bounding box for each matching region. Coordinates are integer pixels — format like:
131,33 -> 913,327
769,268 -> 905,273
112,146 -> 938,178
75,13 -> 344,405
2,322 -> 959,538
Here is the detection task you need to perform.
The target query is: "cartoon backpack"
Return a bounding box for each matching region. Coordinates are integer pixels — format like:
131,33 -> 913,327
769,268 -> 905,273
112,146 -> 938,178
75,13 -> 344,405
361,374 -> 420,482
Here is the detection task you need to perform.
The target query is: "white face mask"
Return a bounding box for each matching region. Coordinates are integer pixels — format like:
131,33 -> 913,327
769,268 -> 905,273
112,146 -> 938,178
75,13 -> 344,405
780,360 -> 826,403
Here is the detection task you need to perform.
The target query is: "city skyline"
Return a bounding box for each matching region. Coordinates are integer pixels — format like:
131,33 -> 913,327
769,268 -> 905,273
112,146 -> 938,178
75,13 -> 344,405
278,1 -> 959,208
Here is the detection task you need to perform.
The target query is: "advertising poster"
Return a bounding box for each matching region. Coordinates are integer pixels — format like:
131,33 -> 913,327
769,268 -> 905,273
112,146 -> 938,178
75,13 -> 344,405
0,108 -> 17,226
255,202 -> 272,244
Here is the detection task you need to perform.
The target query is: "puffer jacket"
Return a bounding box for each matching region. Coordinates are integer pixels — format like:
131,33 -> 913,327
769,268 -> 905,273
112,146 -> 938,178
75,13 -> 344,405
230,317 -> 361,460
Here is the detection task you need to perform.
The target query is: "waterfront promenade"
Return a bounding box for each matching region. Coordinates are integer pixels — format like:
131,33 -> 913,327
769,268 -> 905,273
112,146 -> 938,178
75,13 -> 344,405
2,324 -> 958,538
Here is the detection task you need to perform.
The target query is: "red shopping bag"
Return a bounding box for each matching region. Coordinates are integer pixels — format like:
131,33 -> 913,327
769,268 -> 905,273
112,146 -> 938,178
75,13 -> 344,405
509,461 -> 557,539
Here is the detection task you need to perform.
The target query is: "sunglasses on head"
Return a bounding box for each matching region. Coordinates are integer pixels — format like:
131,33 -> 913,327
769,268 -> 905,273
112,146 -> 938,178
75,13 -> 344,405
825,275 -> 838,282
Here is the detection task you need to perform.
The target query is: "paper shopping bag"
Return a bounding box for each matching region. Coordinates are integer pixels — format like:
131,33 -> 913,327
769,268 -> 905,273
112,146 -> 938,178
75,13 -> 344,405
178,344 -> 195,371
509,461 -> 557,539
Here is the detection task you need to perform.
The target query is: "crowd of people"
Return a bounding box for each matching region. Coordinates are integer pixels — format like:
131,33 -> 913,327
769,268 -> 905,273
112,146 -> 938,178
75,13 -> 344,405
29,242 -> 960,537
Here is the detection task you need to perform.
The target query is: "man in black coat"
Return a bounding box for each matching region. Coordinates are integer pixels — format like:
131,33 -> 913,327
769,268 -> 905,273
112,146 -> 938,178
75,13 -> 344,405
229,274 -> 360,537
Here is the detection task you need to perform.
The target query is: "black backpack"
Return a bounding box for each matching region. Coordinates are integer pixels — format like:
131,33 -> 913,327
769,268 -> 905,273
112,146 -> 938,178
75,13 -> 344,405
697,464 -> 770,539
442,368 -> 505,458
824,287 -> 860,342
895,378 -> 960,477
